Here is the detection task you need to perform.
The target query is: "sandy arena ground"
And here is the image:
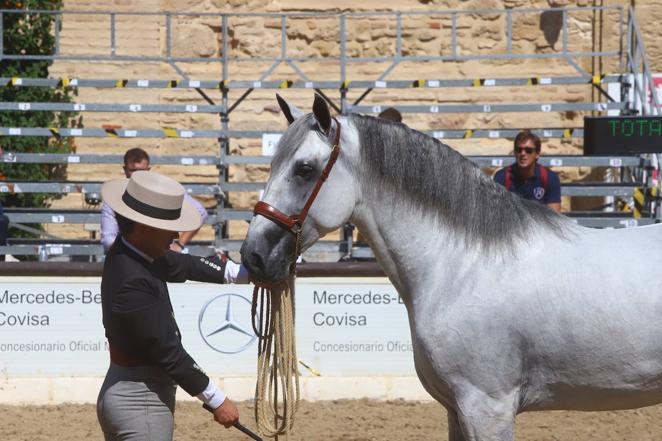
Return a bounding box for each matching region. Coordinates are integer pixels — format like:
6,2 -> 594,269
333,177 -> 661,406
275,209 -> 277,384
1,399 -> 661,440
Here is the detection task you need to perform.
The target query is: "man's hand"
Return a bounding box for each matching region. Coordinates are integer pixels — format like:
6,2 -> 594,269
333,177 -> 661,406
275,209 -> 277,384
213,398 -> 239,428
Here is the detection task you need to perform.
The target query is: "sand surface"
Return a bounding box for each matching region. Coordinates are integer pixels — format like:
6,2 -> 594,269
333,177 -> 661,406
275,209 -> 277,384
1,399 -> 660,440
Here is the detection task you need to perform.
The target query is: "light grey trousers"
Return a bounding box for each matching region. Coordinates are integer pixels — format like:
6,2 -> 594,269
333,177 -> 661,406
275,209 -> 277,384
97,363 -> 177,441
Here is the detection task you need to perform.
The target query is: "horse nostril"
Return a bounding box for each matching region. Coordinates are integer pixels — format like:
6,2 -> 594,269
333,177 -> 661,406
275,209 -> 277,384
250,251 -> 266,274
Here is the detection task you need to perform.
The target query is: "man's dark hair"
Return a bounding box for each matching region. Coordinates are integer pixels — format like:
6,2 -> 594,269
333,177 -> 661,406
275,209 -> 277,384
513,130 -> 541,152
377,107 -> 403,123
116,213 -> 136,236
123,147 -> 150,166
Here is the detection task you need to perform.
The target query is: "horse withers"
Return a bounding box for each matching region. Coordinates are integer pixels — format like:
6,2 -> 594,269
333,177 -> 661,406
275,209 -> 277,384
241,94 -> 662,441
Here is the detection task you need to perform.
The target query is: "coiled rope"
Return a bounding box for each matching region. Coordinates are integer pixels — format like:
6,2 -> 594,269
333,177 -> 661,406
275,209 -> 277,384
247,115 -> 341,438
251,274 -> 300,438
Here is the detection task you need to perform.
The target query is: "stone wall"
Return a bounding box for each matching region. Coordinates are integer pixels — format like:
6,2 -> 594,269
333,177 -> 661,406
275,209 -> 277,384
42,0 -> 662,239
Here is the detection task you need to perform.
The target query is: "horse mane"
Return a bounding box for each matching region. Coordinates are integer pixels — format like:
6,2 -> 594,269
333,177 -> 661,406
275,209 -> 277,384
350,113 -> 570,249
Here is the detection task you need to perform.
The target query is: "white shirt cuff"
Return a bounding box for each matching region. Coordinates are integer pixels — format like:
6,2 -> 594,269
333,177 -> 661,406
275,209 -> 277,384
224,261 -> 250,284
196,380 -> 226,410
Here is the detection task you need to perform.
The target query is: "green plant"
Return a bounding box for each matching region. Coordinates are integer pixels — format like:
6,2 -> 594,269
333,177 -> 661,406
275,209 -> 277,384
0,0 -> 76,237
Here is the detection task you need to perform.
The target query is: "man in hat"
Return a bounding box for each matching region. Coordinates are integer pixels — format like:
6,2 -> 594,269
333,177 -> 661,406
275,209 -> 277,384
100,147 -> 209,253
97,170 -> 248,440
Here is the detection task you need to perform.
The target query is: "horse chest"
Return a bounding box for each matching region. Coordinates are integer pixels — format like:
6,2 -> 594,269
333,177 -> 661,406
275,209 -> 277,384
410,332 -> 455,406
407,304 -> 479,405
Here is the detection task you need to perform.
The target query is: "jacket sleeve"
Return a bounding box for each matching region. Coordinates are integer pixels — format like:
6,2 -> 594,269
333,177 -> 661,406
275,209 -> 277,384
151,251 -> 227,284
111,277 -> 210,396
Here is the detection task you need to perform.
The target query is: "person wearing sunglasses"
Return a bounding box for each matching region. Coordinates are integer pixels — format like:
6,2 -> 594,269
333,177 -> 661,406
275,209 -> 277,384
493,130 -> 561,212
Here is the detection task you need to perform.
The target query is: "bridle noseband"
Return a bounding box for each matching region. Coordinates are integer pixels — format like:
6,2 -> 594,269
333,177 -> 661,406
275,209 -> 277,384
253,117 -> 342,258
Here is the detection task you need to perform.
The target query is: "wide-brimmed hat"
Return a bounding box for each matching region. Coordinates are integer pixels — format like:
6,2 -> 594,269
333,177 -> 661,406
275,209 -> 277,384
101,170 -> 202,232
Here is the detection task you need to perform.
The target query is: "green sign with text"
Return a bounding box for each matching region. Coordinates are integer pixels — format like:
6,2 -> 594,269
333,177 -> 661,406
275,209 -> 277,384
584,116 -> 662,155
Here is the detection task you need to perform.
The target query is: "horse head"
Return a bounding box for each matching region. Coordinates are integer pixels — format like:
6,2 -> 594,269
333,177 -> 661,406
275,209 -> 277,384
241,94 -> 358,284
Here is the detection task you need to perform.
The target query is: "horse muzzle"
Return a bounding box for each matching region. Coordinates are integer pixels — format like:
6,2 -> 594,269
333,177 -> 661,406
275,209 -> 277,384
240,228 -> 296,284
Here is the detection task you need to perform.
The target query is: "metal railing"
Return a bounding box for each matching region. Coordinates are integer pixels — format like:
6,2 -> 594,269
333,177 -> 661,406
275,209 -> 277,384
624,5 -> 661,116
0,5 -> 656,260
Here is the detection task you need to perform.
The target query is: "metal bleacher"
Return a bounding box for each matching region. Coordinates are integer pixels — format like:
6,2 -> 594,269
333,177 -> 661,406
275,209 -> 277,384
0,5 -> 659,262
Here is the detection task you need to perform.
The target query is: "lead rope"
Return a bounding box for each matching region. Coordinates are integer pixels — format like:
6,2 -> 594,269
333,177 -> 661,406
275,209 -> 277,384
250,232 -> 302,438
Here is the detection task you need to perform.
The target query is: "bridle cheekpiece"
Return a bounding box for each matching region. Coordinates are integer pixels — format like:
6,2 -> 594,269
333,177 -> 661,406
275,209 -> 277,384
253,117 -> 342,259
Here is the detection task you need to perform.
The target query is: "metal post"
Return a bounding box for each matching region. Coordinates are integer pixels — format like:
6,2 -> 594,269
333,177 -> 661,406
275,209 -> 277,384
0,12 -> 4,58
340,14 -> 346,114
54,13 -> 61,56
506,10 -> 512,54
618,6 -> 624,73
165,13 -> 171,60
623,8 -> 634,115
626,10 -> 633,72
222,15 -> 228,81
451,13 -> 457,59
340,13 -> 351,250
280,14 -> 286,60
38,246 -> 48,262
562,9 -> 568,55
216,14 -> 229,250
395,12 -> 402,58
110,13 -> 116,57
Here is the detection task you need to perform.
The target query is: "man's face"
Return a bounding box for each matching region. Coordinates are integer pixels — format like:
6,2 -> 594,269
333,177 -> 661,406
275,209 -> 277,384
123,159 -> 150,178
514,138 -> 540,169
136,224 -> 178,259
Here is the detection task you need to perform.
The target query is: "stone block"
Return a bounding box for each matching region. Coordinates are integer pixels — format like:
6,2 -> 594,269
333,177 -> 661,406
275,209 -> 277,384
173,22 -> 218,58
311,40 -> 338,57
415,29 -> 438,42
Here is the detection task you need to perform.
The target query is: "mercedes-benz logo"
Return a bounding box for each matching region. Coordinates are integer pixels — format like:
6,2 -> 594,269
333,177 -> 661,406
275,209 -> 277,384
198,293 -> 257,354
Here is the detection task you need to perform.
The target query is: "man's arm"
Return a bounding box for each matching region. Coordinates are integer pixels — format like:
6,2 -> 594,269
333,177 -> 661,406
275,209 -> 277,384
171,229 -> 198,252
170,194 -> 208,252
153,252 -> 226,283
152,251 -> 249,285
493,167 -> 506,187
546,170 -> 562,213
100,202 -> 119,252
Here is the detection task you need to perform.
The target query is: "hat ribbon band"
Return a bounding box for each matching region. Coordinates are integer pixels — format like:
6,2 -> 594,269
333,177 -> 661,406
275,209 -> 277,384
122,191 -> 181,221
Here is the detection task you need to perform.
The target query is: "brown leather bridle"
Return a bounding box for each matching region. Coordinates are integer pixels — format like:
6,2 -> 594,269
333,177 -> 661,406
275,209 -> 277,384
253,117 -> 341,258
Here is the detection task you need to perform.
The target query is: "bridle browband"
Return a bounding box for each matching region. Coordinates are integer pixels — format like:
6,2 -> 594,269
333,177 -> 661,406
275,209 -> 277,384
253,117 -> 341,249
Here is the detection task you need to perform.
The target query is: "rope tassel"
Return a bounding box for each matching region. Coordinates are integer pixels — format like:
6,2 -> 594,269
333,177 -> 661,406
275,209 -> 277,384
251,276 -> 300,437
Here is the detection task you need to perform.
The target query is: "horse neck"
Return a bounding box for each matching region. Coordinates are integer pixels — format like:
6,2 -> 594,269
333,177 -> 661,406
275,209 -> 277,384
351,197 -> 469,307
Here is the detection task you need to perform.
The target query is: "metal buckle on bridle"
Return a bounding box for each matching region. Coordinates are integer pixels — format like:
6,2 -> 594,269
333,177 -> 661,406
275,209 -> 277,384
290,222 -> 303,235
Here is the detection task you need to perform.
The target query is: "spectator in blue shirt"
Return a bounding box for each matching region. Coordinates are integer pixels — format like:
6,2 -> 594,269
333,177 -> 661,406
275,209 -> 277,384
494,130 -> 561,212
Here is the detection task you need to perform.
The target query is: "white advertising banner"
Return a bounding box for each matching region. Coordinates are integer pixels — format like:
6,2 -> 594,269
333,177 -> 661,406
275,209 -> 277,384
0,277 -> 415,377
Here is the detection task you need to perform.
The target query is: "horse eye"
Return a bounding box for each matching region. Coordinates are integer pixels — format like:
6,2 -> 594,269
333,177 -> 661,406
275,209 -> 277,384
294,163 -> 315,179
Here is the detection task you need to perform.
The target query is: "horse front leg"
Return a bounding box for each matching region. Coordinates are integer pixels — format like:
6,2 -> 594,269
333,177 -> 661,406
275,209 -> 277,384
447,409 -> 467,441
453,387 -> 518,441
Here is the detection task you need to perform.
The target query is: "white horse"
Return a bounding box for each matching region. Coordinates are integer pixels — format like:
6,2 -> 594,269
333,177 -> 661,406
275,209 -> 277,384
241,94 -> 662,441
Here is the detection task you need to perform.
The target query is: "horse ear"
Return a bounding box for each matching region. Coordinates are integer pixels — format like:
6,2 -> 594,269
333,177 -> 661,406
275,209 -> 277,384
276,94 -> 304,125
312,93 -> 332,134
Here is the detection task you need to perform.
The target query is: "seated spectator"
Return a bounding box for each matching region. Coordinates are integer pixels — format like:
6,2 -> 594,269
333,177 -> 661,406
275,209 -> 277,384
101,148 -> 208,253
494,130 -> 561,213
